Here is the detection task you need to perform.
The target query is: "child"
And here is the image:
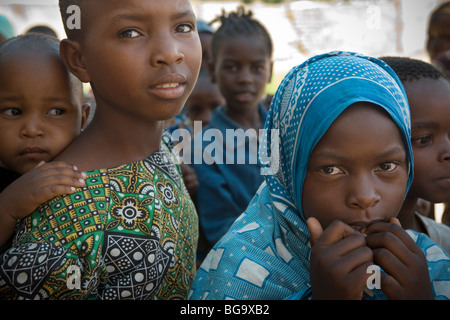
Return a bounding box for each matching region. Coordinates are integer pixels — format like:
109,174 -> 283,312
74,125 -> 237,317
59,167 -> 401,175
164,19 -> 216,134
189,52 -> 450,300
380,56 -> 450,254
185,70 -> 225,129
0,0 -> 201,300
426,1 -> 450,63
192,6 -> 273,247
0,33 -> 89,248
197,19 -> 215,72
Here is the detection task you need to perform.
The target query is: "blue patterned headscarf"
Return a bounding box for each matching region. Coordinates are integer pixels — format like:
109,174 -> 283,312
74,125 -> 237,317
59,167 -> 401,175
189,52 -> 450,300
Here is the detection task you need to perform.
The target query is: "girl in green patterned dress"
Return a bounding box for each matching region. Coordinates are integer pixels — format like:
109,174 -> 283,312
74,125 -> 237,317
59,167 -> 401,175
0,0 -> 201,299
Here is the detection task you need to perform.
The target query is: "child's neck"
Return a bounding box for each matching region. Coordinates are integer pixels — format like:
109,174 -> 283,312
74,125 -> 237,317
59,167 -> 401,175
225,103 -> 262,130
397,196 -> 428,235
56,110 -> 164,172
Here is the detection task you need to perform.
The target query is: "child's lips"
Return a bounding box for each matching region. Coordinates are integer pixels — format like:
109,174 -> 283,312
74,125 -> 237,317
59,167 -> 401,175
149,74 -> 187,99
18,147 -> 47,160
235,91 -> 254,102
349,220 -> 384,236
19,147 -> 46,155
350,225 -> 368,235
149,83 -> 186,99
434,176 -> 450,189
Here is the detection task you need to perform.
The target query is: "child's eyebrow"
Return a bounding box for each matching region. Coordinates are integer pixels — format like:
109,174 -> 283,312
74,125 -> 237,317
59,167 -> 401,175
312,146 -> 405,162
111,13 -> 149,24
411,121 -> 440,130
373,146 -> 406,161
111,9 -> 195,25
0,94 -> 21,101
170,9 -> 196,21
42,96 -> 73,103
310,150 -> 348,162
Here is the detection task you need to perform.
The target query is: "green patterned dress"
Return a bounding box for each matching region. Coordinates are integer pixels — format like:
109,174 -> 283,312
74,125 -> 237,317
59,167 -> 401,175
0,133 -> 198,299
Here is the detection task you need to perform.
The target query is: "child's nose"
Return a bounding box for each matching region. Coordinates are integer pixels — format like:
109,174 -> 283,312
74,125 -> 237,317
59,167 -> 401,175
21,115 -> 44,138
150,37 -> 184,67
237,67 -> 253,84
438,135 -> 450,163
345,174 -> 381,210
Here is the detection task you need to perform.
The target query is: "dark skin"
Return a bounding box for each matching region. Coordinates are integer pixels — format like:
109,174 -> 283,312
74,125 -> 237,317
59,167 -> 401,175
0,44 -> 89,246
304,103 -> 434,299
397,78 -> 450,233
308,218 -> 433,300
427,12 -> 450,63
209,35 -> 272,131
57,0 -> 201,172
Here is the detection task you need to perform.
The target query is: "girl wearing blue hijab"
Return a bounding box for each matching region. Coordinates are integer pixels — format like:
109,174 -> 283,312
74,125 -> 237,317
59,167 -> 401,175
189,51 -> 450,300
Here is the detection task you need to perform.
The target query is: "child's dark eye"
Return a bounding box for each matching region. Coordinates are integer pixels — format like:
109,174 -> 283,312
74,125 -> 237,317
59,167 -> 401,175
378,162 -> 398,172
119,29 -> 141,39
176,24 -> 193,33
48,108 -> 66,116
2,108 -> 21,116
320,166 -> 343,175
411,135 -> 432,147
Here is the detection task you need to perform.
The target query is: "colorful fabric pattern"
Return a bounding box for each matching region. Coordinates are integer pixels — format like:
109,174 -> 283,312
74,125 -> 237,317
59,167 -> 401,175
0,132 -> 198,300
189,51 -> 450,300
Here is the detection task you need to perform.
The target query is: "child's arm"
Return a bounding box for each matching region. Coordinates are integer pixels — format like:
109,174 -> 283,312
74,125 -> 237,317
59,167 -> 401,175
365,219 -> 434,300
307,217 -> 374,299
0,161 -> 86,246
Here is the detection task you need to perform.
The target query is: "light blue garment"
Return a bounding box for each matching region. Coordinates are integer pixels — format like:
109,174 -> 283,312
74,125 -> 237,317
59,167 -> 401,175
189,51 -> 450,300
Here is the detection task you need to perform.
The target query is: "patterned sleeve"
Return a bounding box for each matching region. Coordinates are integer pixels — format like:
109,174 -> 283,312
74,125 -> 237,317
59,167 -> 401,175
406,230 -> 450,300
0,174 -> 109,300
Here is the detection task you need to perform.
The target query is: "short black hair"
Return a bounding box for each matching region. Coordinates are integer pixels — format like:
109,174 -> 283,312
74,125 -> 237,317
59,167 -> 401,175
0,33 -> 83,99
0,33 -> 59,57
59,0 -> 85,40
210,6 -> 273,61
430,1 -> 450,18
379,56 -> 443,83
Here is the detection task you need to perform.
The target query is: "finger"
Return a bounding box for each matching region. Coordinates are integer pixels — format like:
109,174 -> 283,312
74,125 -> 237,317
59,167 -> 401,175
38,185 -> 78,202
36,160 -> 46,168
34,161 -> 86,177
371,247 -> 409,284
337,245 -> 374,273
39,164 -> 87,181
307,217 -> 323,246
345,261 -> 377,296
37,173 -> 86,191
389,217 -> 402,227
313,220 -> 358,247
365,221 -> 420,255
378,272 -> 403,300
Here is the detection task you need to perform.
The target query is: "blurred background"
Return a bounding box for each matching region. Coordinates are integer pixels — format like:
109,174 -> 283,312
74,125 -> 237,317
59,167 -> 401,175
0,0 -> 445,92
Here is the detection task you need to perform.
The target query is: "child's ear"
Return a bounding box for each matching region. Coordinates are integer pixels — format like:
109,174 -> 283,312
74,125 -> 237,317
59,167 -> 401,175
60,39 -> 90,83
80,103 -> 91,130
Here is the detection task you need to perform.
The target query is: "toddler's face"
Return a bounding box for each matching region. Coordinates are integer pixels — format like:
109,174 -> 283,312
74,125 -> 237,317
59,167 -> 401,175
0,53 -> 84,174
302,102 -> 409,232
407,78 -> 450,203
